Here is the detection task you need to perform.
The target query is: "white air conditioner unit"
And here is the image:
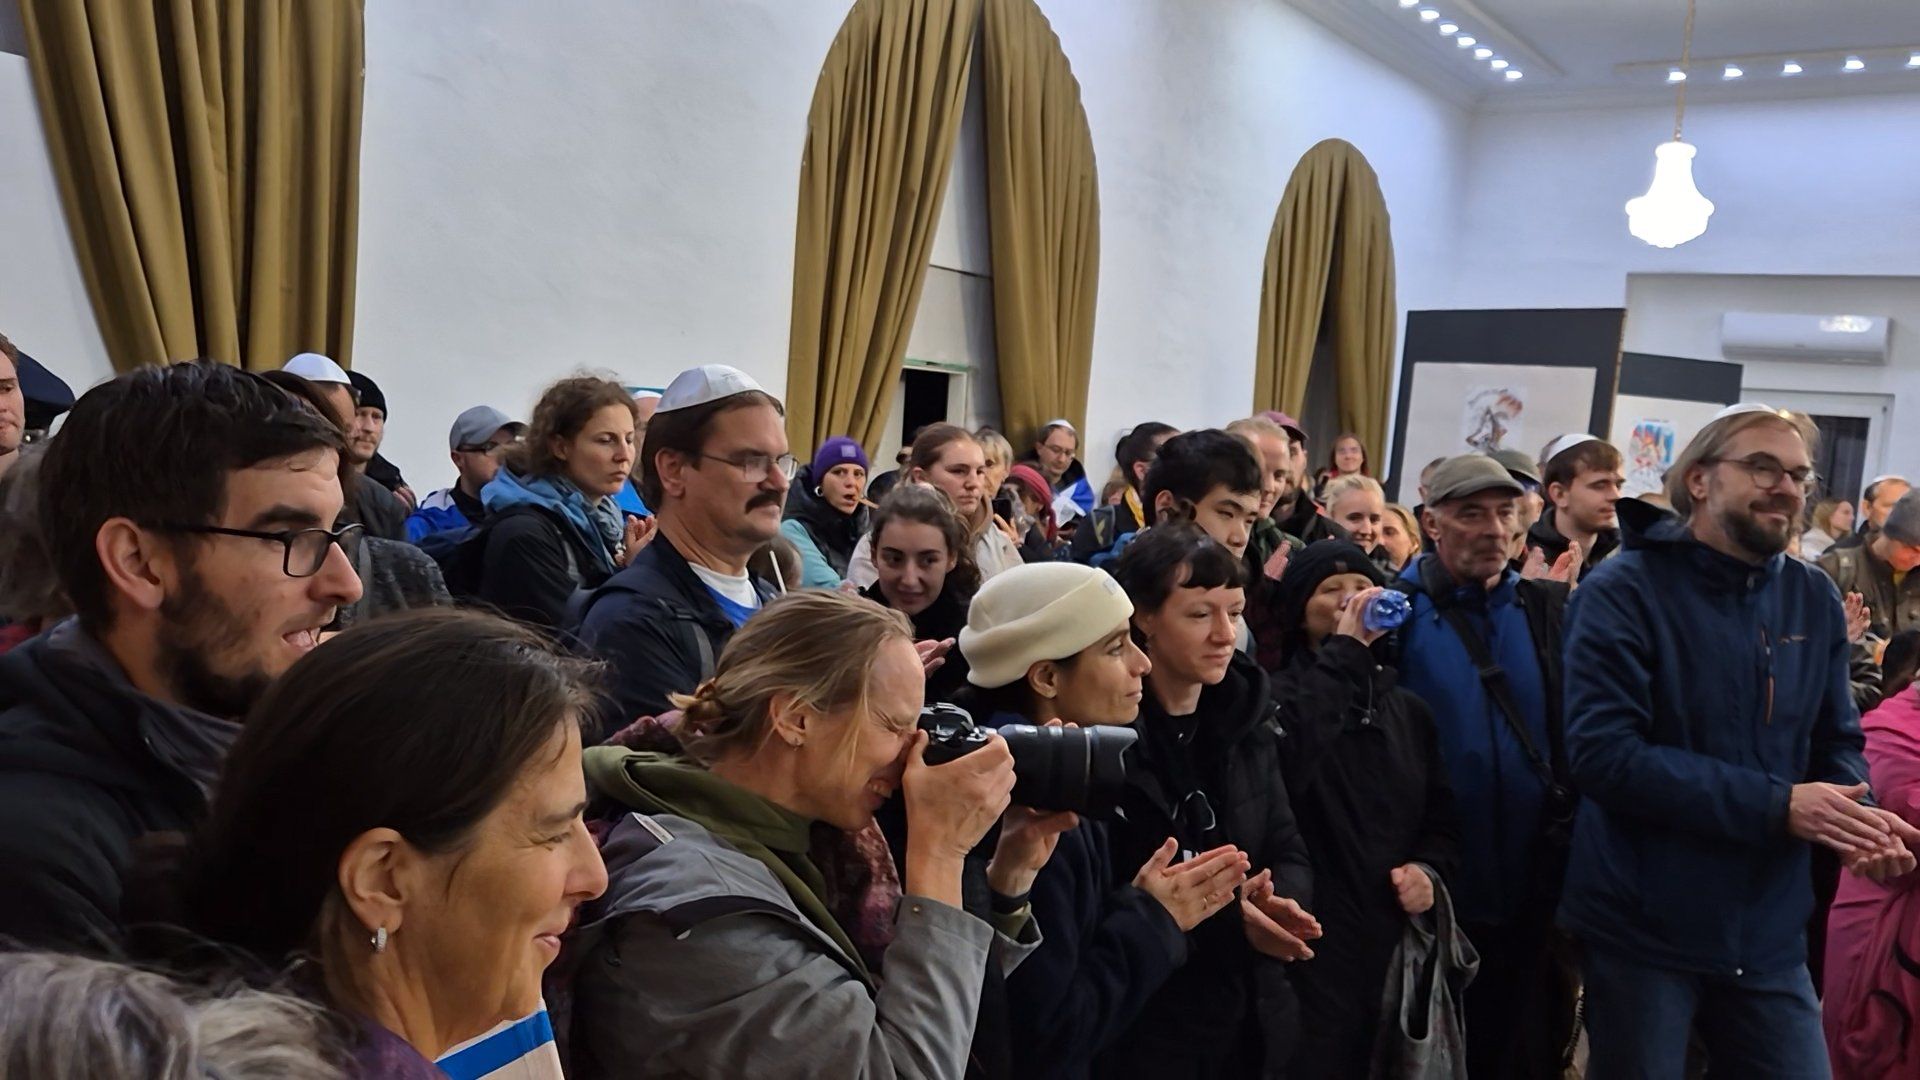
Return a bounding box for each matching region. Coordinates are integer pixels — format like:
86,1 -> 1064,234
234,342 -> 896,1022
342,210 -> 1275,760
1719,312 -> 1891,365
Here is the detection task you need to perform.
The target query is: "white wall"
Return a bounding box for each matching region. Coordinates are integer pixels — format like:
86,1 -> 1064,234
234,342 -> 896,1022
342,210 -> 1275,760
1624,273 -> 1920,482
355,0 -> 1474,482
0,54 -> 114,402
1451,92 -> 1920,310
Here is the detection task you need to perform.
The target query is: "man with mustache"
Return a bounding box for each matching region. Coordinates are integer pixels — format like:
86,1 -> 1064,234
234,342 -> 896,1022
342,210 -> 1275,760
576,364 -> 788,733
0,360 -> 362,951
1392,454 -> 1580,1080
1561,405 -> 1918,1076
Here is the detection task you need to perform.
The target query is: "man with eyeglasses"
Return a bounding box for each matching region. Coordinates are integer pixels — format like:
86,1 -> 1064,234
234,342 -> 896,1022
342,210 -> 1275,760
1819,488 -> 1920,640
0,360 -> 361,952
576,364 -> 788,734
1021,419 -> 1085,496
1561,404 -> 1919,1076
405,405 -> 526,543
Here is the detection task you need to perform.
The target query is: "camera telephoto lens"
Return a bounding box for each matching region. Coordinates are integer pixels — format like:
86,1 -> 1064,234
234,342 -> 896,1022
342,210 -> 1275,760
916,704 -> 1136,818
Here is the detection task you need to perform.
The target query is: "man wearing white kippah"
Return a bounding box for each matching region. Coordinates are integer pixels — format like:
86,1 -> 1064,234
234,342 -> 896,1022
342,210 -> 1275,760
575,365 -> 788,736
1021,419 -> 1086,496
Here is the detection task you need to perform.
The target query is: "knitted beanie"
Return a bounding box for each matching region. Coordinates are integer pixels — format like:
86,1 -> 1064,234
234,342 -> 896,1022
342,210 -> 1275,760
959,563 -> 1135,688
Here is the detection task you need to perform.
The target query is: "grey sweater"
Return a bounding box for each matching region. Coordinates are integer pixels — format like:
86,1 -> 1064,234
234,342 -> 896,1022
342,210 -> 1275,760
335,537 -> 451,629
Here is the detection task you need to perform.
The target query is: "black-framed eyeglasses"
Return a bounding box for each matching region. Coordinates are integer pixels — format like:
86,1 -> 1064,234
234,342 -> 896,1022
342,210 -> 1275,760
455,436 -> 520,455
699,451 -> 798,484
1705,455 -> 1819,494
150,522 -> 364,578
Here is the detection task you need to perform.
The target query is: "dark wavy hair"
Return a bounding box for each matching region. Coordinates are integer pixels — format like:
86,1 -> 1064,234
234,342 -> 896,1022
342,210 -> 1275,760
181,609 -> 602,998
1109,522 -> 1246,616
505,375 -> 638,481
868,483 -> 982,601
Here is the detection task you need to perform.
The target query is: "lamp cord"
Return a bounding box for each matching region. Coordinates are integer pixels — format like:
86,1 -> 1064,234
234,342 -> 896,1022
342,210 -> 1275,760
1674,0 -> 1695,140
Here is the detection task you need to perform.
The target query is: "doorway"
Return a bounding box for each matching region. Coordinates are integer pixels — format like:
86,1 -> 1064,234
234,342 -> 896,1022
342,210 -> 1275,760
1745,389 -> 1891,504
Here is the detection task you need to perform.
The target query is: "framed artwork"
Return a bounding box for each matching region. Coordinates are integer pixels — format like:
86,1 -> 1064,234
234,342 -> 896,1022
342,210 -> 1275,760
1606,353 -> 1744,498
1388,309 -> 1626,501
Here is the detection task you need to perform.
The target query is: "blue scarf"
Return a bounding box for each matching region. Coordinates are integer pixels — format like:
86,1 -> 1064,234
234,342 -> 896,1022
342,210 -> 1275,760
481,470 -> 623,576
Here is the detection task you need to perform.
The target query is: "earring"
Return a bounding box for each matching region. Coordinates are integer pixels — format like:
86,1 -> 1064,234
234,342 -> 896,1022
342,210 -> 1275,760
370,926 -> 388,953
787,735 -> 804,749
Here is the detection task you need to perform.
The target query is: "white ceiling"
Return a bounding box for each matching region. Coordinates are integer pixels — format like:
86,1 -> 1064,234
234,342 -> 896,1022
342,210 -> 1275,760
1291,0 -> 1920,111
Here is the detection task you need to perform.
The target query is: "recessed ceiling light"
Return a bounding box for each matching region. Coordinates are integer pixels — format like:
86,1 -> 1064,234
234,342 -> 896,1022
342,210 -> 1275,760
1504,69 -> 1523,81
1418,8 -> 1439,22
1667,69 -> 1687,83
1781,60 -> 1803,76
1490,58 -> 1510,70
1473,47 -> 1493,59
1399,0 -> 1419,7
1723,64 -> 1743,79
1457,36 -> 1477,48
1844,56 -> 1865,72
1438,22 -> 1459,34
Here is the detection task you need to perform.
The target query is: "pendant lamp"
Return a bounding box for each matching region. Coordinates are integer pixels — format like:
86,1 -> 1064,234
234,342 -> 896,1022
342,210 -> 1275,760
1626,0 -> 1714,247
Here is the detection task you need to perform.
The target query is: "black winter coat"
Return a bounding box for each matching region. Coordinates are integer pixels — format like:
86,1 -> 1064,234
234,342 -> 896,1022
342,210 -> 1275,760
784,466 -> 869,579
1096,653 -> 1314,1079
1271,637 -> 1461,1080
475,506 -> 617,634
576,535 -> 778,741
0,622 -> 239,953
1525,507 -> 1620,582
859,581 -> 973,703
1275,493 -> 1351,549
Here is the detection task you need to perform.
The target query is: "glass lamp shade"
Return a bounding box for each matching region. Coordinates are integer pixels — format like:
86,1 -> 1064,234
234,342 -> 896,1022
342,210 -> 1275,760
1625,139 -> 1714,248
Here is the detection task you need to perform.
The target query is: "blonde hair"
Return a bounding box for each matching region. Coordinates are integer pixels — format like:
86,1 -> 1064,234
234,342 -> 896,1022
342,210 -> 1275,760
671,591 -> 913,765
1386,502 -> 1421,541
1666,410 -> 1819,518
1225,416 -> 1288,445
975,428 -> 1015,473
1322,473 -> 1385,507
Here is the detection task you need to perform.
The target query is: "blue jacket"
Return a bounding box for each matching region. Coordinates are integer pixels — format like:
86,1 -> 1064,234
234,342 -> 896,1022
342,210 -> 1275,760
1395,556 -> 1554,926
1559,499 -> 1870,975
404,488 -> 476,544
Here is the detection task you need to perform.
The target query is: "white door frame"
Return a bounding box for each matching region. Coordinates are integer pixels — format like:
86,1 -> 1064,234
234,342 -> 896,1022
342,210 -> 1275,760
1741,387 -> 1893,485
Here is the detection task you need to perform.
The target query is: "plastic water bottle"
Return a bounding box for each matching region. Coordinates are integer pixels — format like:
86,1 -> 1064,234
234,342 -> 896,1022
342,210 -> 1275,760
1361,590 -> 1411,633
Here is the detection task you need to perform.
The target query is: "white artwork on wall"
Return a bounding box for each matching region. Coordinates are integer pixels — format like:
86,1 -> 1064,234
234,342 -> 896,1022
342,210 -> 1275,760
1608,394 -> 1730,498
1400,363 -> 1597,487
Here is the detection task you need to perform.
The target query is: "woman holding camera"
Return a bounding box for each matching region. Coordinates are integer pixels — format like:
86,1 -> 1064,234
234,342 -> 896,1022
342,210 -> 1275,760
957,561 -> 1254,1080
567,590 -> 1071,1080
860,484 -> 980,703
1105,525 -> 1322,1079
1265,540 -> 1460,1079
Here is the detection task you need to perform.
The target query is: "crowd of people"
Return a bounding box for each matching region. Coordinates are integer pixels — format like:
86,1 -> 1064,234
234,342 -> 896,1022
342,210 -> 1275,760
2,333 -> 1920,1080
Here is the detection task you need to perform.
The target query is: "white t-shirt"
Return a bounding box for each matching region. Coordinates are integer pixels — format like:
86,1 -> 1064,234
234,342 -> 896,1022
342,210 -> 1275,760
687,562 -> 761,610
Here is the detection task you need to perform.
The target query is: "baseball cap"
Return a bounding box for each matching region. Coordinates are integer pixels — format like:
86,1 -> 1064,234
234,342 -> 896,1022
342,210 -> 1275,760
1427,454 -> 1525,505
1260,411 -> 1309,444
449,405 -> 525,451
1489,447 -> 1543,487
282,352 -> 352,387
656,364 -> 766,413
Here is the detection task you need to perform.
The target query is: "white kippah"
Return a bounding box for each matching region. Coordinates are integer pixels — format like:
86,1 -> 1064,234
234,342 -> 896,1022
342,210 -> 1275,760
282,352 -> 351,386
960,563 -> 1135,689
1041,418 -> 1077,434
1711,402 -> 1781,421
1539,433 -> 1602,467
656,364 -> 766,413
633,389 -> 663,402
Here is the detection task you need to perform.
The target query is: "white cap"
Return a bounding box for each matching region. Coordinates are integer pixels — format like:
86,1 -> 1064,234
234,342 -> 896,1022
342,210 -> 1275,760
282,352 -> 351,386
633,389 -> 663,402
1711,402 -> 1783,421
1539,433 -> 1602,467
1040,418 -> 1077,434
656,364 -> 766,413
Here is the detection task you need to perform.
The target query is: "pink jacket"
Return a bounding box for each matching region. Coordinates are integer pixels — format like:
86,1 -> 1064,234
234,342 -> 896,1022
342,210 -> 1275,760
1824,686 -> 1920,1079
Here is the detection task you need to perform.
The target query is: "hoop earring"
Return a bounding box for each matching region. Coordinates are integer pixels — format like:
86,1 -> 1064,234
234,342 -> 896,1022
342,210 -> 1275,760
371,926 -> 388,953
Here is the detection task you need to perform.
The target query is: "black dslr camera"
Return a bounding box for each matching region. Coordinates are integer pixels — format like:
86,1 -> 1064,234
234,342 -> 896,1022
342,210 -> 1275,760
917,703 -> 1136,818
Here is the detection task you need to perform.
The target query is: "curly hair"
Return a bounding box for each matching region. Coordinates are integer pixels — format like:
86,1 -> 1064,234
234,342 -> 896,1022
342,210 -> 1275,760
503,375 -> 638,480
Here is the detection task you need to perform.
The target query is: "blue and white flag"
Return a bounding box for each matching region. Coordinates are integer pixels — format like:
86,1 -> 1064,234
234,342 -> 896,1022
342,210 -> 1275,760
1052,476 -> 1096,525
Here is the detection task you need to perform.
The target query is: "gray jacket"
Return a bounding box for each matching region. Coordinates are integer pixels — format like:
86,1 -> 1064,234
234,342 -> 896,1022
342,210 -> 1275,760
569,812 -> 1038,1080
335,537 -> 451,629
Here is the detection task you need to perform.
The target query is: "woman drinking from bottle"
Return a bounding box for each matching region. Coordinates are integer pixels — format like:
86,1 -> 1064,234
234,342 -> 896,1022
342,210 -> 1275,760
1265,540 -> 1461,1079
956,561 -> 1253,1080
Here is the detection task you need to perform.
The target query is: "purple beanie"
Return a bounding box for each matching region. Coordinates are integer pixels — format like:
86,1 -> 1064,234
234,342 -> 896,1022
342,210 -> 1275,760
812,436 -> 870,480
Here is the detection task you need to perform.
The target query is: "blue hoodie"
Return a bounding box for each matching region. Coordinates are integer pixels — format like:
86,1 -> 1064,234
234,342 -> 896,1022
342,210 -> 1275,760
1559,499 -> 1869,976
480,470 -> 622,577
1395,556 -> 1553,927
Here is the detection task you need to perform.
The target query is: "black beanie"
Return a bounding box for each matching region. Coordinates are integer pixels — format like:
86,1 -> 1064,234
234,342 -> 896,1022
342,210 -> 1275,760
1272,540 -> 1389,655
347,370 -> 387,417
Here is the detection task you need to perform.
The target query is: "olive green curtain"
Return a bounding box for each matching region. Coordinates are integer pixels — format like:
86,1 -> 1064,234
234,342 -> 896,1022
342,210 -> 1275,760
1254,138 -> 1396,465
786,0 -> 981,453
980,0 -> 1099,446
19,0 -> 364,373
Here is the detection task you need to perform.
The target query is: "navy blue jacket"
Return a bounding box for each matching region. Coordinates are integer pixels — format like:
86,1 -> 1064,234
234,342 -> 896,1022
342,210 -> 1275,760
1559,499 -> 1870,976
574,536 -> 778,740
1394,556 -> 1555,926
